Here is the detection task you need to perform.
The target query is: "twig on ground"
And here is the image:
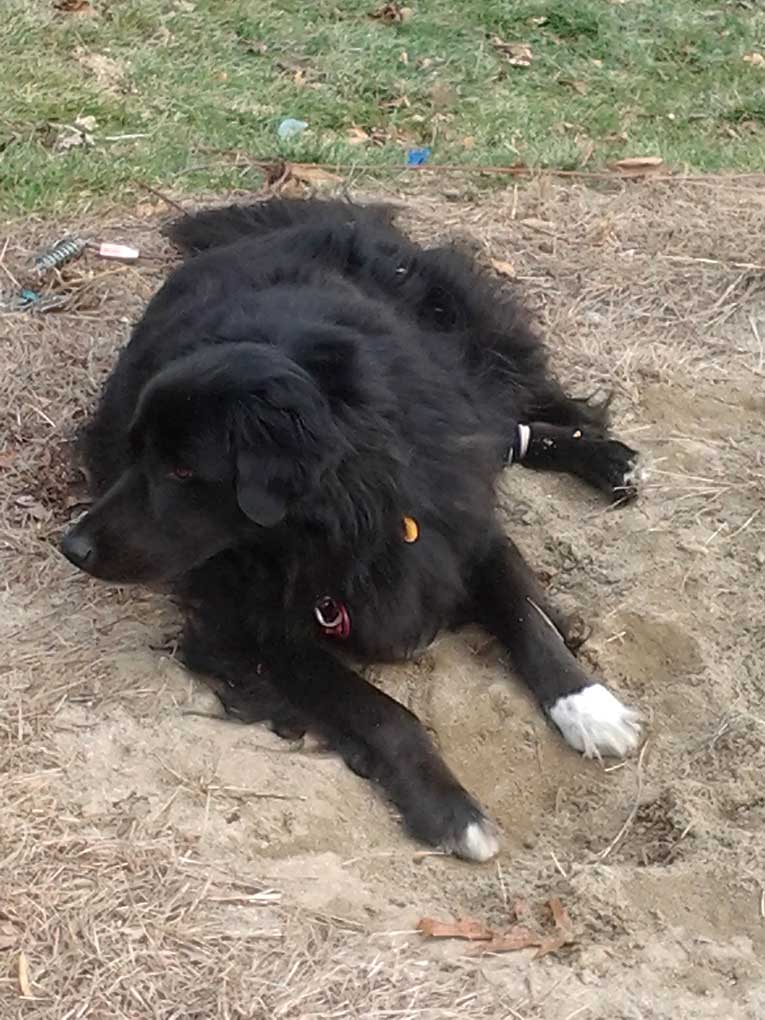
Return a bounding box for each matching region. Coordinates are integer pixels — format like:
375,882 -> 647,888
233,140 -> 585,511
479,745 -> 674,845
186,150 -> 765,188
134,180 -> 187,216
599,741 -> 650,861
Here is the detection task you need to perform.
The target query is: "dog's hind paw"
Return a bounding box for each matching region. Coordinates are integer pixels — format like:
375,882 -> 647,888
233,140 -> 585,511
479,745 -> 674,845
605,441 -> 641,503
548,682 -> 643,759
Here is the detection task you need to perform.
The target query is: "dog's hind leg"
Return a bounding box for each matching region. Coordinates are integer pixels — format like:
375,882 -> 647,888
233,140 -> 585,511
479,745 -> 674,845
511,385 -> 640,501
470,532 -> 643,759
512,421 -> 640,503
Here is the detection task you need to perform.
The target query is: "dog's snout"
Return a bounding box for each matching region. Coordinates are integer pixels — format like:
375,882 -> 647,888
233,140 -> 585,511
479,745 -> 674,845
60,528 -> 95,570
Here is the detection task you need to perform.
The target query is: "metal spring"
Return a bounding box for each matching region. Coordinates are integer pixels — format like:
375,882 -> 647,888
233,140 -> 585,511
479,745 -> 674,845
33,236 -> 88,274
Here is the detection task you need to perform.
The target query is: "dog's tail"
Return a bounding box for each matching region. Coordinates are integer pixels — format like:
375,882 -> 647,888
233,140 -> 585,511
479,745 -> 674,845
165,198 -> 396,256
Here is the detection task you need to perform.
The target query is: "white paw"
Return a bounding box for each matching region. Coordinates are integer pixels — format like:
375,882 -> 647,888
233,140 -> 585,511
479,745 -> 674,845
622,457 -> 645,492
446,818 -> 501,863
548,683 -> 642,759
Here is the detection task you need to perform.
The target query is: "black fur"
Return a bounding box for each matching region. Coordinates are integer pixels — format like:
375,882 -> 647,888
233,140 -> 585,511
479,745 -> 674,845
62,198 -> 639,859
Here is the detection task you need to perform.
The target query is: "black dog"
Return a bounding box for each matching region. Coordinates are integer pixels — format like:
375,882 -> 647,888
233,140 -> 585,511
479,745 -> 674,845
61,198 -> 642,861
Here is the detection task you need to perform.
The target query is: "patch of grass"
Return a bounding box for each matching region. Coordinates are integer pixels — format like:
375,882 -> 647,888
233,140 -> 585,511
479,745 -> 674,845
2,0 -> 764,216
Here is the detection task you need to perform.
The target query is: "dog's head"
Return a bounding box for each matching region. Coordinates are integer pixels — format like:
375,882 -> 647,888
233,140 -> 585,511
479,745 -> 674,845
61,339 -> 355,582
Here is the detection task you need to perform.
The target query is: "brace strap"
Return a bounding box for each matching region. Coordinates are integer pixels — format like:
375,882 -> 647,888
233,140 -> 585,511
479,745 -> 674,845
504,423 -> 531,466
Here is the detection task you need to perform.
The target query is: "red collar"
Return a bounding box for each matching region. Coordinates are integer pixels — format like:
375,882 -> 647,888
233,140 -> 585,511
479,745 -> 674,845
313,515 -> 420,640
314,596 -> 351,639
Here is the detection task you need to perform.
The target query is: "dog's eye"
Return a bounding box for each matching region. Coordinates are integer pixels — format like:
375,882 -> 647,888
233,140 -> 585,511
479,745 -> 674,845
168,466 -> 194,481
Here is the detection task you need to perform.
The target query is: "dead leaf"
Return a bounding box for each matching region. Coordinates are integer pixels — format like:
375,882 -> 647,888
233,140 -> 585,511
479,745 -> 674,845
277,177 -> 306,199
462,135 -> 475,149
17,952 -> 31,996
64,494 -> 89,510
549,896 -> 571,929
54,0 -> 99,15
562,78 -> 588,95
478,926 -> 542,953
609,155 -> 664,176
379,126 -> 408,146
15,496 -> 49,521
263,162 -> 341,198
291,164 -> 342,186
490,258 -> 515,279
243,40 -> 268,55
379,94 -> 410,110
417,916 -> 494,941
134,200 -> 164,217
419,898 -> 574,960
55,115 -> 98,151
491,37 -> 533,67
578,137 -> 595,167
479,898 -> 574,958
533,897 -> 574,959
76,52 -> 126,92
369,3 -> 412,24
399,50 -> 409,64
743,52 -> 765,67
154,26 -> 173,46
346,126 -> 371,145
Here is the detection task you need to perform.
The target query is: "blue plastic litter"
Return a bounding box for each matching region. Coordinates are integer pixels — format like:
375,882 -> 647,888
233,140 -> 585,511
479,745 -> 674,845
406,147 -> 431,166
0,287 -> 65,313
277,118 -> 309,141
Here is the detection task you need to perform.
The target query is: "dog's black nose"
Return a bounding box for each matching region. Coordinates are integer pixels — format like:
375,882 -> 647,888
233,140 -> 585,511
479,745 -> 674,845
60,529 -> 95,569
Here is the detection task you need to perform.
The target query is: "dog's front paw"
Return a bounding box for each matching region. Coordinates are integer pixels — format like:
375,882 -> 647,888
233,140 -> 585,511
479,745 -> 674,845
404,788 -> 500,862
445,814 -> 501,863
548,683 -> 642,759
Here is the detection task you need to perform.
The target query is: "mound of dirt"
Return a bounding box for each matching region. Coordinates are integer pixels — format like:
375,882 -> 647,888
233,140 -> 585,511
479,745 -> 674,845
1,177 -> 764,1018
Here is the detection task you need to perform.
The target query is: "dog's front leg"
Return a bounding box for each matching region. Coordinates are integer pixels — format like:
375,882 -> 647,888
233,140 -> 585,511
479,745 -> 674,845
268,643 -> 500,862
471,533 -> 643,759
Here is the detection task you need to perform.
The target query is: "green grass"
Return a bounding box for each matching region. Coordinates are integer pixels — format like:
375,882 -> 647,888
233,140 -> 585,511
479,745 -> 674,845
2,0 -> 764,215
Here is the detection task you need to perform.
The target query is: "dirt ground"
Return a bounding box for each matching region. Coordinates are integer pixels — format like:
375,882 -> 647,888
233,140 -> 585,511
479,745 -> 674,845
2,176 -> 764,1019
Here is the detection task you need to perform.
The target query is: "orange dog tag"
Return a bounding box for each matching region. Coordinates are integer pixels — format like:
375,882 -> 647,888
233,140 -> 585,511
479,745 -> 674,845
402,516 -> 419,543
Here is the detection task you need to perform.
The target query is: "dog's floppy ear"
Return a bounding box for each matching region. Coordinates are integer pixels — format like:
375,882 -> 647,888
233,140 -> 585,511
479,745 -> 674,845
231,390 -> 336,527
234,450 -> 288,527
228,352 -> 349,526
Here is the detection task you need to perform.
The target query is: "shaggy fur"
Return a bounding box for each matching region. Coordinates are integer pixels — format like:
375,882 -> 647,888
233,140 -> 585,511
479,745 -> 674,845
62,199 -> 642,860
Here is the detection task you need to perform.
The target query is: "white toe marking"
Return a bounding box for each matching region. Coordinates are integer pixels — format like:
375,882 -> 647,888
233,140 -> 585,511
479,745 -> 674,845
622,457 -> 645,491
448,818 -> 500,863
549,683 -> 642,759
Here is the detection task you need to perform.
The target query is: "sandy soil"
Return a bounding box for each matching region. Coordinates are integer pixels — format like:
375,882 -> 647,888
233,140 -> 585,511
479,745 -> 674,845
1,176 -> 764,1018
